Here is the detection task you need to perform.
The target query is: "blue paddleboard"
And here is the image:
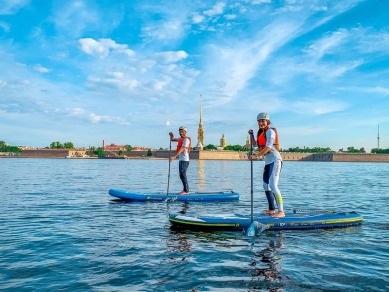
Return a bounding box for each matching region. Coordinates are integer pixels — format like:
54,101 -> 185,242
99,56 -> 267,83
109,189 -> 239,201
169,211 -> 363,231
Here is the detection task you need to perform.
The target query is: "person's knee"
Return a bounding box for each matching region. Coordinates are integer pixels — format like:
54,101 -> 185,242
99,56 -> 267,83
263,182 -> 271,191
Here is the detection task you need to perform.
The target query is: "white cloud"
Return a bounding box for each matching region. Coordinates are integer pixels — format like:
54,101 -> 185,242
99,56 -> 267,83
291,99 -> 348,115
78,38 -> 135,57
251,0 -> 271,4
355,29 -> 389,54
304,29 -> 349,60
87,75 -> 140,91
204,2 -> 226,17
33,64 -> 51,73
191,13 -> 204,24
224,14 -> 237,20
66,107 -> 127,124
141,20 -> 185,41
339,86 -> 389,96
154,51 -> 188,63
0,21 -> 10,32
0,0 -> 30,15
201,19 -> 304,98
51,1 -> 99,37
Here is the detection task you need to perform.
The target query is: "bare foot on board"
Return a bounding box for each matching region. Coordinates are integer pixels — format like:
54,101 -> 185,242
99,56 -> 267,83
271,211 -> 285,218
261,210 -> 276,215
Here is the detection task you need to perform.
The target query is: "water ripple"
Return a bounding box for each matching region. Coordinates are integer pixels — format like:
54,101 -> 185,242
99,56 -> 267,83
0,159 -> 388,291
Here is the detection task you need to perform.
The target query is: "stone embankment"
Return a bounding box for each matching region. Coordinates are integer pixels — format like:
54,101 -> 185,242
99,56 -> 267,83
1,149 -> 388,162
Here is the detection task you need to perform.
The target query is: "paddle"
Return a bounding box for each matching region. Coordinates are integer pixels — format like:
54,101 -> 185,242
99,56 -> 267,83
167,139 -> 172,196
245,132 -> 258,236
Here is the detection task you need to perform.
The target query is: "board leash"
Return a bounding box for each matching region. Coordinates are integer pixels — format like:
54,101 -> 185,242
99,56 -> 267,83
292,209 -> 336,214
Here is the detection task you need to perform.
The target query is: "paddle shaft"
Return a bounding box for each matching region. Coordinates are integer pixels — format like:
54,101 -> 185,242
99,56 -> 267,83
167,139 -> 172,196
250,132 -> 254,223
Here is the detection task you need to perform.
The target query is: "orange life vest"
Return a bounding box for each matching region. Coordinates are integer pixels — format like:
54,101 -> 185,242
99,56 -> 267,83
257,127 -> 280,152
177,137 -> 192,153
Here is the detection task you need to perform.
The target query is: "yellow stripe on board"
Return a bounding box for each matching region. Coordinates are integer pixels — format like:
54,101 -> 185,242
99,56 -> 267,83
169,218 -> 240,227
323,218 -> 363,224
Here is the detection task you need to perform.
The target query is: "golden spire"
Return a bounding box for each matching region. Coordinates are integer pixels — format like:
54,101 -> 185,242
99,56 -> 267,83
220,134 -> 227,148
197,94 -> 204,150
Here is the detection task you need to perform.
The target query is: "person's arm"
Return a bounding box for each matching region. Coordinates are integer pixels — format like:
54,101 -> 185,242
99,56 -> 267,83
170,146 -> 184,161
169,132 -> 178,142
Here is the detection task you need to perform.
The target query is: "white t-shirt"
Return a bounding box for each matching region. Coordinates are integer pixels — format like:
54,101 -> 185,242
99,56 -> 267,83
179,137 -> 190,161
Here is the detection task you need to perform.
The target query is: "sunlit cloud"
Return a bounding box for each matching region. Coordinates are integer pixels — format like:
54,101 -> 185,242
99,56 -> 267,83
0,0 -> 30,15
78,38 -> 135,57
154,51 -> 188,63
191,13 -> 204,24
0,21 -> 10,32
65,107 -> 128,124
204,2 -> 226,17
33,64 -> 51,73
291,99 -> 349,115
338,86 -> 389,96
304,29 -> 349,60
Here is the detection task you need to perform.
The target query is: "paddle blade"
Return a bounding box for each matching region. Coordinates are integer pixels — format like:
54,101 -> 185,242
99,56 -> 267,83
245,221 -> 270,236
254,221 -> 270,234
245,222 -> 256,236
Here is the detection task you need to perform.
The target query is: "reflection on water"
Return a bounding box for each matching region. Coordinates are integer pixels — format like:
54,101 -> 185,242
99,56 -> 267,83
196,160 -> 204,191
250,235 -> 285,290
0,159 -> 387,291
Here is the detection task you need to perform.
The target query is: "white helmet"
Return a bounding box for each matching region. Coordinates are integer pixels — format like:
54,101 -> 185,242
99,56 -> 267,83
257,112 -> 270,120
179,126 -> 187,132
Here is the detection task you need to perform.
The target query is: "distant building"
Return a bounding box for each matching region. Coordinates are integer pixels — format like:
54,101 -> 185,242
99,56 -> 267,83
133,146 -> 152,151
196,95 -> 204,150
104,144 -> 126,151
244,136 -> 250,148
220,134 -> 227,148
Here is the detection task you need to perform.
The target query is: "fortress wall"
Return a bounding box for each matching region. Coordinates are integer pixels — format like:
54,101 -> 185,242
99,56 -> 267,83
153,150 -> 200,159
332,154 -> 389,162
199,150 -> 243,160
19,149 -> 69,158
124,150 -> 149,157
281,153 -> 313,161
311,154 -> 333,161
12,149 -> 389,162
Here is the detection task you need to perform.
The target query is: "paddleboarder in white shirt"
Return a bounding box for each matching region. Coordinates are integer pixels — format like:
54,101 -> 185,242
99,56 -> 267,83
248,113 -> 285,218
169,126 -> 191,195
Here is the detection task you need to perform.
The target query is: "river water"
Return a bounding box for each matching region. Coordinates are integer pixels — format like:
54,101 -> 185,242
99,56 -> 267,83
1,158 -> 388,291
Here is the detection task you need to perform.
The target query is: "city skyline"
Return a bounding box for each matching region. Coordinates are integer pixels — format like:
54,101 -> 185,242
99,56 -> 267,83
1,0 -> 388,151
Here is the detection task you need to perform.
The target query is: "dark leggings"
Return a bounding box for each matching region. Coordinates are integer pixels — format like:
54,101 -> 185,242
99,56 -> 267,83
179,161 -> 189,192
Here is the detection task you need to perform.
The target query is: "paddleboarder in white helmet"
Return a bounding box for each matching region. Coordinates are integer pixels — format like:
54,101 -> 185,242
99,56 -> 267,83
248,113 -> 285,218
169,126 -> 191,195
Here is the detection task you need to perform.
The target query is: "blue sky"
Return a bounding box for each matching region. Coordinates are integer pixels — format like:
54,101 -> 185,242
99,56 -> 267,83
0,0 -> 388,151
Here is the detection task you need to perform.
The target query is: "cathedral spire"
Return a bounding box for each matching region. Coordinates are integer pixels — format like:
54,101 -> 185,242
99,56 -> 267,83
197,94 -> 204,150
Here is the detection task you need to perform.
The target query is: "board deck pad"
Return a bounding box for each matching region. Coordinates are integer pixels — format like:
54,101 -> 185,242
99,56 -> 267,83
169,211 -> 363,231
109,189 -> 239,201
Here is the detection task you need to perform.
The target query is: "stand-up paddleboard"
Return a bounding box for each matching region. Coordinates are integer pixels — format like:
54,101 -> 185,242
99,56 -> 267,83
109,189 -> 239,202
169,211 -> 363,231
